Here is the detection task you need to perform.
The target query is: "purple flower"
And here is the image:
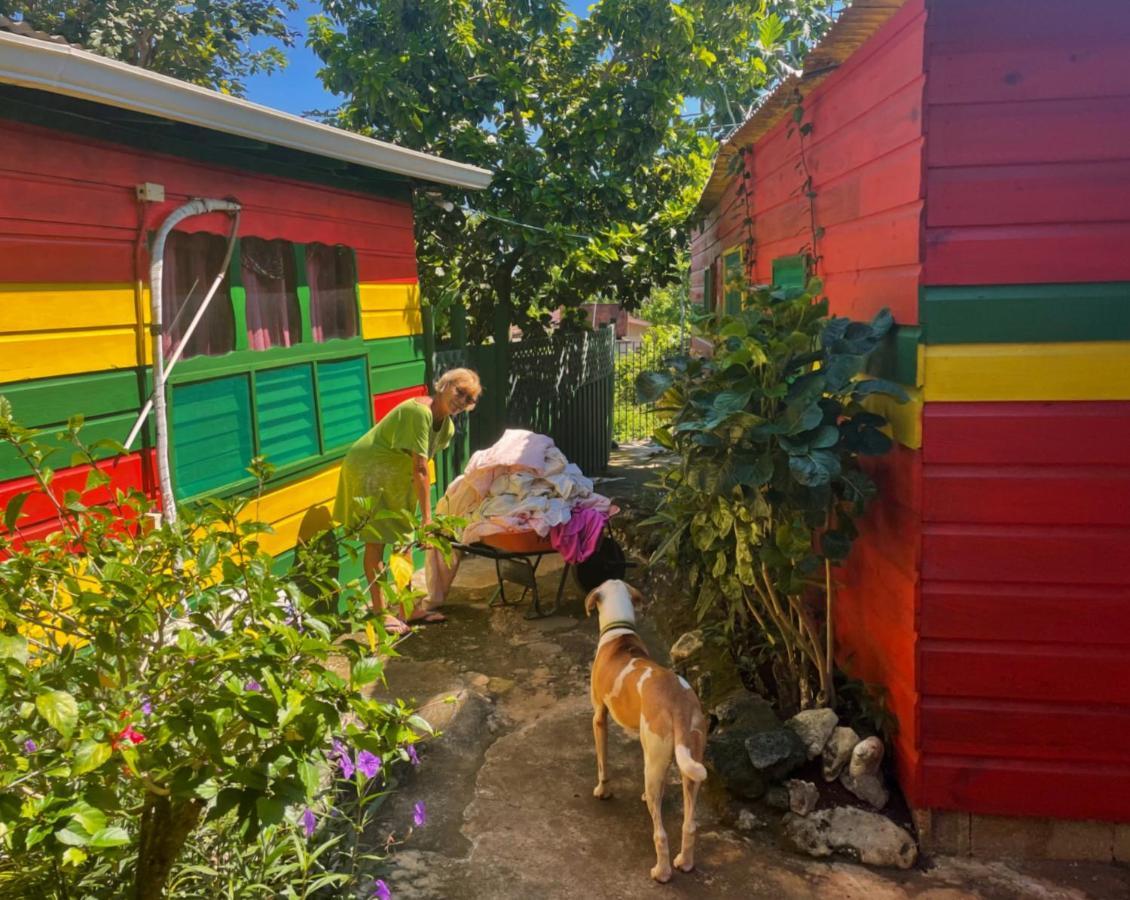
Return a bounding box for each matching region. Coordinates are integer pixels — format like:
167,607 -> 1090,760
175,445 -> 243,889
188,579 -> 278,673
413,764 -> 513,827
141,700 -> 152,717
413,800 -> 427,828
302,807 -> 316,838
406,744 -> 420,767
23,739 -> 36,754
244,679 -> 262,693
357,750 -> 382,780
372,879 -> 391,900
333,740 -> 355,780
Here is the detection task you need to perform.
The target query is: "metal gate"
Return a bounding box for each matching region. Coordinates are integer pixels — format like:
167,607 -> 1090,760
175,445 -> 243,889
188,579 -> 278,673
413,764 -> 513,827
612,336 -> 671,443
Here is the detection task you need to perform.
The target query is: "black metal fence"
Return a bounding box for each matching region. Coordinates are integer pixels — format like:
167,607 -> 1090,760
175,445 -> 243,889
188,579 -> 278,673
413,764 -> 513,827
613,335 -> 676,443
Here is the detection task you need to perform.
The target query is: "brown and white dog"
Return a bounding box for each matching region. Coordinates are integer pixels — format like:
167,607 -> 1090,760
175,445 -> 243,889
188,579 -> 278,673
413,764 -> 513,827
586,579 -> 708,883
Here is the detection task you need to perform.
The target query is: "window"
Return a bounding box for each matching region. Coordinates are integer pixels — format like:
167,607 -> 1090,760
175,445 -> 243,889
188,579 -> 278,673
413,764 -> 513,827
701,260 -> 716,313
772,254 -> 807,296
722,246 -> 745,315
163,235 -> 371,499
162,231 -> 235,358
306,243 -> 359,341
240,237 -> 302,350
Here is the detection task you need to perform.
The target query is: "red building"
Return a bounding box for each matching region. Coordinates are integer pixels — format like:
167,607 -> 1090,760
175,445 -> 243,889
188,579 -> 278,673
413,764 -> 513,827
691,0 -> 1130,853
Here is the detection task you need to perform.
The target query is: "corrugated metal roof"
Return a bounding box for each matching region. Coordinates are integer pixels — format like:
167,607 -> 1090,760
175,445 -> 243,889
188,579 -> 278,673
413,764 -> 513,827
0,14 -> 79,46
695,0 -> 908,215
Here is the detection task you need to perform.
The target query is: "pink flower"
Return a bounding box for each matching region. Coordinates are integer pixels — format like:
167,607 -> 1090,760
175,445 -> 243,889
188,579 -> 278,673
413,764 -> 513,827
406,744 -> 420,767
333,739 -> 355,780
302,808 -> 316,838
413,800 -> 427,828
23,739 -> 36,754
372,879 -> 391,900
111,725 -> 145,751
244,679 -> 262,692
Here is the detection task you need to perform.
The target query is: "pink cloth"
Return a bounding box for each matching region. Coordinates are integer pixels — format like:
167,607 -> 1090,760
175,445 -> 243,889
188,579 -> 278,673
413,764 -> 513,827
549,507 -> 607,564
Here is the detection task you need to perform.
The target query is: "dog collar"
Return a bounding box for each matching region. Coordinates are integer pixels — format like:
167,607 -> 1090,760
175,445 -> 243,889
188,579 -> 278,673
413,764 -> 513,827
599,619 -> 637,637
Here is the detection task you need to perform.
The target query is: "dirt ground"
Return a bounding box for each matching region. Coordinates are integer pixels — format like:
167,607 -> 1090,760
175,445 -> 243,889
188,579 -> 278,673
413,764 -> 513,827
366,547 -> 1130,899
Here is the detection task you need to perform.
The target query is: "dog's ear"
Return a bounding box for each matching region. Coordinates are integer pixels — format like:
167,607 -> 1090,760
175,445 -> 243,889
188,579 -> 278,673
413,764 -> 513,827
584,587 -> 602,617
627,584 -> 645,609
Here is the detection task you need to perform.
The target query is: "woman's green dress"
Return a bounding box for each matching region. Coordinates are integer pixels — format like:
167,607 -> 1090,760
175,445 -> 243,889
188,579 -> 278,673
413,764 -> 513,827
334,399 -> 455,543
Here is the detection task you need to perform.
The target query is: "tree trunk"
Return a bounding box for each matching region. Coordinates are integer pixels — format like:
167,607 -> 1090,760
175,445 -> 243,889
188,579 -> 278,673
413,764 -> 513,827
134,795 -> 202,900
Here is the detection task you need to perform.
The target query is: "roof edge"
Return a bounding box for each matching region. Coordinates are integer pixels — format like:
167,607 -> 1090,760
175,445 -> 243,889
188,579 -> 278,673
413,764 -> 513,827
0,30 -> 493,191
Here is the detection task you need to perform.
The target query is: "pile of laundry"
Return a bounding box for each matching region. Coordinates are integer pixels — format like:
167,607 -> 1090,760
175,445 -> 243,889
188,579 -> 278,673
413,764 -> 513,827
425,429 -> 618,605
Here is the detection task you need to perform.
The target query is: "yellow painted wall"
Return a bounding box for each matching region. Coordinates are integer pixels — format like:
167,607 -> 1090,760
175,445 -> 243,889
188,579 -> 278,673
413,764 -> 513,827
358,282 -> 423,339
922,341 -> 1130,402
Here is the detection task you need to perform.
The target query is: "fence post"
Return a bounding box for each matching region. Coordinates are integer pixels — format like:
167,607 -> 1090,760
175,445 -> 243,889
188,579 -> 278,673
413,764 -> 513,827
489,302 -> 509,446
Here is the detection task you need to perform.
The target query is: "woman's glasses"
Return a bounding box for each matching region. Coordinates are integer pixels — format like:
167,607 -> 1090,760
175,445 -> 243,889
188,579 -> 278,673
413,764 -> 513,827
453,387 -> 479,410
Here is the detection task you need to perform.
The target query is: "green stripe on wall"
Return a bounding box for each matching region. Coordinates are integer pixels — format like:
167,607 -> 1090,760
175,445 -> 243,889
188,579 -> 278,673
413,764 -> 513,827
866,325 -> 921,388
0,413 -> 149,482
921,283 -> 1130,345
0,370 -> 143,426
366,335 -> 426,370
370,360 -> 427,393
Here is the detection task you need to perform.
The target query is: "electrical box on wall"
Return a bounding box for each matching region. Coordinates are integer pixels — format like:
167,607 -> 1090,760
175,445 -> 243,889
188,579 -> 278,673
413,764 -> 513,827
136,182 -> 165,202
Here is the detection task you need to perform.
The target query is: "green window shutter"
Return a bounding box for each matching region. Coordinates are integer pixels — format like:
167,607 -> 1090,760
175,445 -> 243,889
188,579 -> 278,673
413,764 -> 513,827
772,254 -> 807,296
701,261 -> 715,312
256,364 -> 319,465
722,248 -> 744,314
318,356 -> 370,451
172,375 -> 253,498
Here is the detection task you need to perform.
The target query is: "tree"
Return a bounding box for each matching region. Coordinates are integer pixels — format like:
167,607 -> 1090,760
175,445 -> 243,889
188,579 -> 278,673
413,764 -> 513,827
310,0 -> 838,342
0,1 -> 298,96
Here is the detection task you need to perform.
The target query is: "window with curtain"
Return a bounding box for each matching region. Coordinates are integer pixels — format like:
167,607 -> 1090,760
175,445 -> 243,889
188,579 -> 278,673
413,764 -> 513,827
305,243 -> 359,342
240,237 -> 302,350
162,231 -> 234,358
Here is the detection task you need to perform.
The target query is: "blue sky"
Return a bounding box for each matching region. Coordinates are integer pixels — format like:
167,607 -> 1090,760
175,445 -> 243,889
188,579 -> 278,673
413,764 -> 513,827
244,1 -> 594,117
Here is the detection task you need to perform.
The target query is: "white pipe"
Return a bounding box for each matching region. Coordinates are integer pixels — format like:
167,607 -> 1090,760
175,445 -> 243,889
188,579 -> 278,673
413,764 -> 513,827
124,208 -> 240,453
133,198 -> 241,524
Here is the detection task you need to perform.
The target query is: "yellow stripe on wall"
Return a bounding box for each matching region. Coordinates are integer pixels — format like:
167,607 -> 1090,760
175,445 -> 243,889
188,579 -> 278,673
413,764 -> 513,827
358,282 -> 423,340
0,283 -> 150,382
862,385 -> 923,450
239,458 -> 436,557
923,341 -> 1130,402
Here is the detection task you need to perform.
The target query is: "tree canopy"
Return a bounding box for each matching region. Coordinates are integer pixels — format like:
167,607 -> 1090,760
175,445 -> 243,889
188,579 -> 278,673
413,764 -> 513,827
310,0 -> 838,341
0,0 -> 299,96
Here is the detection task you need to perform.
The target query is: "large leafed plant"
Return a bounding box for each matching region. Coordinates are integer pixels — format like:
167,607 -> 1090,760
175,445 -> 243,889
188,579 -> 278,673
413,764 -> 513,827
637,279 -> 905,711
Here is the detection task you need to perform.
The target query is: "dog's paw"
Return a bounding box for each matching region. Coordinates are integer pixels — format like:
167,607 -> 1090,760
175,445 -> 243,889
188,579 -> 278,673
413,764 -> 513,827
593,783 -> 613,800
673,853 -> 694,873
650,864 -> 673,884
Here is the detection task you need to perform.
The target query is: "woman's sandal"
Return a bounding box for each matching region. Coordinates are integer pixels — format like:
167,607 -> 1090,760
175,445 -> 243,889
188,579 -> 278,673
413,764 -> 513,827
407,611 -> 447,625
382,614 -> 412,636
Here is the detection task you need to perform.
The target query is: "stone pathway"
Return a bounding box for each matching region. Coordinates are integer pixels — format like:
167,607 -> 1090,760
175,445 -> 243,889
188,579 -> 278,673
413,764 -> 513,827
368,554 -> 1130,900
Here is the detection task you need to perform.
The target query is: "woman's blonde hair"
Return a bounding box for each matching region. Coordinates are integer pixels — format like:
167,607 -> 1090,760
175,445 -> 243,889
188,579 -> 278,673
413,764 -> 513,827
435,367 -> 481,398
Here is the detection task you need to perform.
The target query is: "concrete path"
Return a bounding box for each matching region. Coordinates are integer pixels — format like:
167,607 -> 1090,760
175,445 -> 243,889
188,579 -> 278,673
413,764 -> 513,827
369,555 -> 1130,900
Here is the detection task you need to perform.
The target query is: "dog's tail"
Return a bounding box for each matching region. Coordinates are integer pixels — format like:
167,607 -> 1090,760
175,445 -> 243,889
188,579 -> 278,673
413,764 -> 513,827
674,716 -> 707,783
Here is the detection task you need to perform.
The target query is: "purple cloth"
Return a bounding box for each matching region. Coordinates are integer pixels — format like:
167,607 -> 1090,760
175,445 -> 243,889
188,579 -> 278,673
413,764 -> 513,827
549,507 -> 607,564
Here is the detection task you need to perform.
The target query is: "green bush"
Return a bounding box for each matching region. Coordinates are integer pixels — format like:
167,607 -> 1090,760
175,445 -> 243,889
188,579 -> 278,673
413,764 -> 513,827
637,279 -> 905,713
0,400 -> 451,899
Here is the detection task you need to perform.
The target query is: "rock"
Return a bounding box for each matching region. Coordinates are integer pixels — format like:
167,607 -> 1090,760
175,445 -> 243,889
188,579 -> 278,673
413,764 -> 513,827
786,708 -> 840,760
786,779 -> 819,816
841,769 -> 890,809
849,736 -> 884,778
670,629 -> 705,664
782,806 -> 918,869
736,808 -> 768,831
705,731 -> 767,800
711,690 -> 780,733
413,688 -> 473,734
822,726 -> 861,782
487,676 -> 516,695
744,728 -> 808,781
764,785 -> 790,811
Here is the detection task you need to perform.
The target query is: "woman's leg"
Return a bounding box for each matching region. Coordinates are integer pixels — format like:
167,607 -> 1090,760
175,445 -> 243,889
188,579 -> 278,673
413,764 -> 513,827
363,543 -> 409,635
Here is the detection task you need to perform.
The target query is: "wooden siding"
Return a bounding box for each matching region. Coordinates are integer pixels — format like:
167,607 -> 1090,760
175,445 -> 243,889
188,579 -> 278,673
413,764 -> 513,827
919,401 -> 1130,819
923,0 -> 1130,285
692,0 -> 927,327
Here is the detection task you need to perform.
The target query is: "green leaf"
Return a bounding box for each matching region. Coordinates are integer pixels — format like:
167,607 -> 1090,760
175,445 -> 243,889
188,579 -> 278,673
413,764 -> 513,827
636,371 -> 673,404
72,742 -> 112,776
351,657 -> 382,688
789,450 -> 841,487
0,633 -> 29,664
88,826 -> 130,848
853,378 -> 909,403
55,826 -> 90,847
36,690 -> 79,739
3,491 -> 31,533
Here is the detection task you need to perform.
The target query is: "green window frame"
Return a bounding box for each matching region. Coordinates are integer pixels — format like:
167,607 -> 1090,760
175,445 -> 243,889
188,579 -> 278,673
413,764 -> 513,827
701,260 -> 716,313
166,238 -> 371,501
771,254 -> 808,296
722,246 -> 745,315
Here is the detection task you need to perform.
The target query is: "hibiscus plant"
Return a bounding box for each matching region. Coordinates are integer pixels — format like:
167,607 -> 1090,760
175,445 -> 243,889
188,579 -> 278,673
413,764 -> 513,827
0,401 -> 447,899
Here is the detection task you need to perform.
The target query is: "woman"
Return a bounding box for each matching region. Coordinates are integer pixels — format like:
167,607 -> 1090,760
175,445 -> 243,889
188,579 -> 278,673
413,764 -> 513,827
334,367 -> 481,634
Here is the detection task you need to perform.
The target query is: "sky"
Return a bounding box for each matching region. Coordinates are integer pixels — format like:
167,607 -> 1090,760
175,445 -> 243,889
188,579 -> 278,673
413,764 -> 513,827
244,1 -> 594,117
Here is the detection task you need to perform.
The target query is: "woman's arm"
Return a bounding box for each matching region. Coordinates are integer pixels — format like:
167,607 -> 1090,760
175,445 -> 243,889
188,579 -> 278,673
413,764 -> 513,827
412,453 -> 431,525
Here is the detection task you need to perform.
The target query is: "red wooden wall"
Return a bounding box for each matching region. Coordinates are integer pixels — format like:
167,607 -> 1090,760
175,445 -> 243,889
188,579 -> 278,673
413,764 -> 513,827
917,0 -> 1130,821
